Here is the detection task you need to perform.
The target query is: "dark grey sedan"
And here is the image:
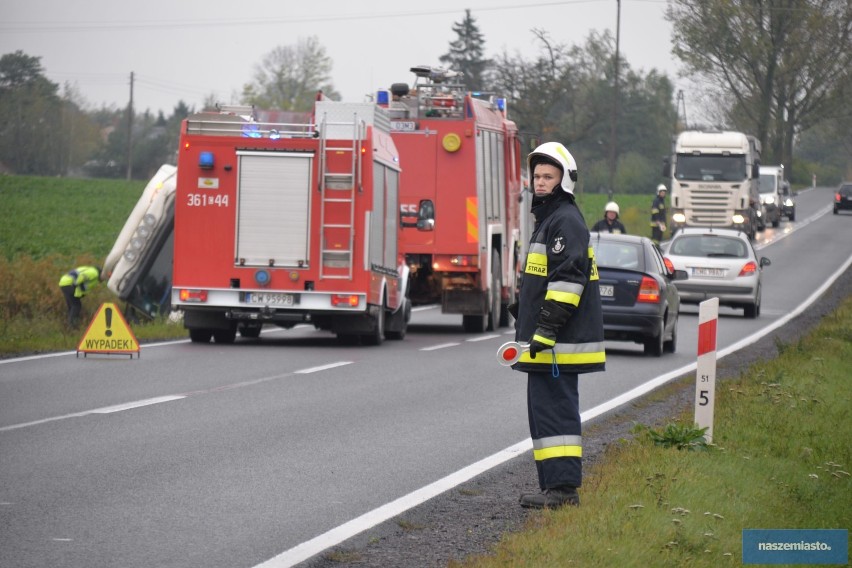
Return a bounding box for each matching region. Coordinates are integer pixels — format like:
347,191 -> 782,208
591,232 -> 688,356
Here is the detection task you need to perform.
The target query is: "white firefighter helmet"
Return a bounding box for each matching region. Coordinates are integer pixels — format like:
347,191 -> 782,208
528,142 -> 578,194
605,201 -> 620,215
657,184 -> 667,194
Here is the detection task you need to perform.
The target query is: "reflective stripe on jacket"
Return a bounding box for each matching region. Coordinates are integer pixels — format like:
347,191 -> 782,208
58,266 -> 100,298
513,196 -> 606,374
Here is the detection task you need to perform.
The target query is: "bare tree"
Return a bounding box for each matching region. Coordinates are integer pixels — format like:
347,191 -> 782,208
242,36 -> 339,111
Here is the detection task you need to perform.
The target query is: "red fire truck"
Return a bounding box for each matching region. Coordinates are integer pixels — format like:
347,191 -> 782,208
171,100 -> 410,344
384,66 -> 523,332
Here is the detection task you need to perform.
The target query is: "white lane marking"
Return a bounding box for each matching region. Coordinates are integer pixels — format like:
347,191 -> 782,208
90,395 -> 186,414
420,342 -> 460,351
253,440 -> 531,568
466,335 -> 500,342
255,248 -> 852,568
294,362 -> 352,374
0,395 -> 186,433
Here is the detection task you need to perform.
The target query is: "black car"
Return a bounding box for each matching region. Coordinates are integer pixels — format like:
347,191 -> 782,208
591,232 -> 688,356
834,182 -> 852,214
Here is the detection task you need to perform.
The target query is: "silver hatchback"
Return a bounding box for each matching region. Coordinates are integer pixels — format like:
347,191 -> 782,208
664,228 -> 770,318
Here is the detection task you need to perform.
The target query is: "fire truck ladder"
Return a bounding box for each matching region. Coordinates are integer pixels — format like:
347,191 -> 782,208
317,113 -> 364,280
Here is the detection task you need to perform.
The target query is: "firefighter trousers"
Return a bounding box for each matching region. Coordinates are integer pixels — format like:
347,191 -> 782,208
527,370 -> 582,490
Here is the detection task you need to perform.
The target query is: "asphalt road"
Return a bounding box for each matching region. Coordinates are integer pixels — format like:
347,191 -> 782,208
1,185 -> 849,568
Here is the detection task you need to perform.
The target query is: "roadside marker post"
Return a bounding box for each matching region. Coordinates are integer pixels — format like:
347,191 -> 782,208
695,297 -> 719,443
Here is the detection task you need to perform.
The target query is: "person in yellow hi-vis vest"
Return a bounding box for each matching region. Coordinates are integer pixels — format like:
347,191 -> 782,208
58,266 -> 102,327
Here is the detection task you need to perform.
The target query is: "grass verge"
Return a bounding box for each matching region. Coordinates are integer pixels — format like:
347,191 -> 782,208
455,296 -> 851,567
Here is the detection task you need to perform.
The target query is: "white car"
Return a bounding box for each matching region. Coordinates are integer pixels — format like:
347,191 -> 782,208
664,227 -> 770,318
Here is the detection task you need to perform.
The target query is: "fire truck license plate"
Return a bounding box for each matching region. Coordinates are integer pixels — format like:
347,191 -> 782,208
246,292 -> 294,306
599,285 -> 614,297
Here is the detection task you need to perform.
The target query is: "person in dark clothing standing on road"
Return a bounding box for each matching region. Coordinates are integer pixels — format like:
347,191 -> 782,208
508,142 -> 606,509
58,265 -> 102,327
591,201 -> 627,234
650,184 -> 668,244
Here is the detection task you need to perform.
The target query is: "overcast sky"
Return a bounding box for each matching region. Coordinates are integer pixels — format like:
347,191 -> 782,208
1,0 -> 682,116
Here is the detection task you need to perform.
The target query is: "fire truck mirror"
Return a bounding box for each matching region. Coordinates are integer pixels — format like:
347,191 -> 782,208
416,199 -> 435,232
416,218 -> 435,231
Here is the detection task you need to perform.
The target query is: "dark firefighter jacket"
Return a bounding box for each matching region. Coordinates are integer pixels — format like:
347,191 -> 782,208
651,195 -> 668,225
591,218 -> 627,234
513,194 -> 606,374
58,266 -> 100,299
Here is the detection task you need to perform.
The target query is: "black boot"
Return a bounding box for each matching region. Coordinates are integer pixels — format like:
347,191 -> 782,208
519,486 -> 580,509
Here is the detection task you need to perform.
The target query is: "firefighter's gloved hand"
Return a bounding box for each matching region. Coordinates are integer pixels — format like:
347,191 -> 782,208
507,302 -> 519,319
528,326 -> 557,359
528,300 -> 574,359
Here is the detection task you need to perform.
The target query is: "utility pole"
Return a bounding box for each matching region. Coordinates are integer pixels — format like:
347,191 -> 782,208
126,71 -> 134,181
608,0 -> 621,201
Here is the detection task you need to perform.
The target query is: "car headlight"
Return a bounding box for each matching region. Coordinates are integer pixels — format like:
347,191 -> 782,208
672,212 -> 686,223
765,195 -> 775,205
784,198 -> 794,206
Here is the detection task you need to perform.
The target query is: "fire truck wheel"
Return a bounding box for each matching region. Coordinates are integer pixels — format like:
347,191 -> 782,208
487,251 -> 503,331
189,328 -> 213,343
238,323 -> 262,339
213,326 -> 237,344
386,298 -> 409,340
462,314 -> 486,333
362,305 -> 386,346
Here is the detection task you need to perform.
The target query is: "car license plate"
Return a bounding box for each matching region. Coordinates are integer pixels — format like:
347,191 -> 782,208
599,284 -> 614,297
245,292 -> 294,306
692,267 -> 726,277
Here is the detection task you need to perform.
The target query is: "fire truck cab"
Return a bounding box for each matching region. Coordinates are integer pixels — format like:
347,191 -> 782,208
385,66 -> 523,332
171,100 -> 410,345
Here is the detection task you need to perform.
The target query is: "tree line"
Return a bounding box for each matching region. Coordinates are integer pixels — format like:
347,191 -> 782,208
1,1 -> 849,188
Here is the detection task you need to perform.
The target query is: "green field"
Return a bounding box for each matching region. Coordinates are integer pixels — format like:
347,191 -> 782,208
0,175 -> 660,356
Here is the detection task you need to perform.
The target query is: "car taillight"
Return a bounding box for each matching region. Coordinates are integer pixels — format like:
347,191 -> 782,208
738,261 -> 757,277
637,276 -> 661,303
663,257 -> 675,273
179,289 -> 208,302
836,193 -> 842,202
331,294 -> 360,307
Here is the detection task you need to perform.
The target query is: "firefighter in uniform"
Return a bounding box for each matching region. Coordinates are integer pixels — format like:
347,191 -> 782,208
58,265 -> 102,327
591,201 -> 627,234
509,142 -> 606,509
650,184 -> 668,244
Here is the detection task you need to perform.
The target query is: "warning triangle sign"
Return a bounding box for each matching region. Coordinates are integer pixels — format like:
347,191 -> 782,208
77,302 -> 140,358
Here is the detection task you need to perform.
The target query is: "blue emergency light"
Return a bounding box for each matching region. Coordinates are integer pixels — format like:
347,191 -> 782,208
199,151 -> 215,169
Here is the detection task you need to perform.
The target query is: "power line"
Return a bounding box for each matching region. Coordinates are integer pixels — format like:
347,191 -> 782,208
2,1 -> 623,33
